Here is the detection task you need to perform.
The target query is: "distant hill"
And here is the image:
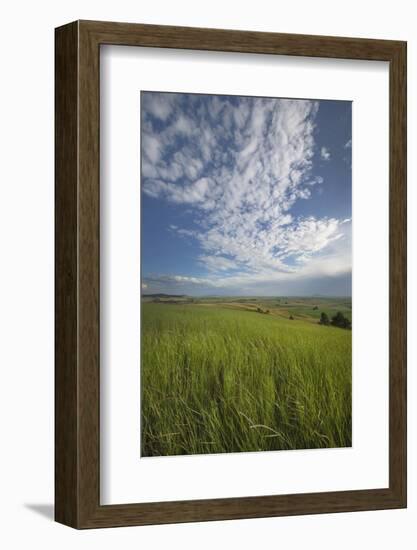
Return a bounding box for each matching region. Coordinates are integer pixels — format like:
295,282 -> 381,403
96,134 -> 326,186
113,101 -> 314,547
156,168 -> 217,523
143,293 -> 188,298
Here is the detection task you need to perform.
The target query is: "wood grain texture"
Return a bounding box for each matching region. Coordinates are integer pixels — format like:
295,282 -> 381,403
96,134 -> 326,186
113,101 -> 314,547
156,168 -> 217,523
388,41 -> 407,503
55,21 -> 79,527
55,20 -> 407,529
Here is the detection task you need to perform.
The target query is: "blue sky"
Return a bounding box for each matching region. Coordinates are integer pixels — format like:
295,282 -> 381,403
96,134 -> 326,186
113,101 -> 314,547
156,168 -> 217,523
141,91 -> 352,296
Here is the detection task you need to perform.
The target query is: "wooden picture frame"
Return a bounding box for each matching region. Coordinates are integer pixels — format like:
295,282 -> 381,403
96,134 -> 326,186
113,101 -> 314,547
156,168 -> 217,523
55,20 -> 407,529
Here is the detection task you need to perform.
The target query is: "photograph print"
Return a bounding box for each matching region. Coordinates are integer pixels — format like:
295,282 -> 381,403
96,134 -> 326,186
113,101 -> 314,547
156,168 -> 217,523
140,91 -> 352,457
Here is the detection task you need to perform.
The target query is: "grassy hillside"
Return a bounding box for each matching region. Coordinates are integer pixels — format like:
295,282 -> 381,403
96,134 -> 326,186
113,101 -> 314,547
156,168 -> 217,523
141,300 -> 351,457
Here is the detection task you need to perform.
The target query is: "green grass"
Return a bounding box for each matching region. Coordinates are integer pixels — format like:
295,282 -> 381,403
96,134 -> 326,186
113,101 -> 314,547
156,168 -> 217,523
141,302 -> 352,457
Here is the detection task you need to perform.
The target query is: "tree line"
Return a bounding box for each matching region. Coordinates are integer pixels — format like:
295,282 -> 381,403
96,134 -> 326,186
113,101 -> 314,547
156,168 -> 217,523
319,311 -> 351,330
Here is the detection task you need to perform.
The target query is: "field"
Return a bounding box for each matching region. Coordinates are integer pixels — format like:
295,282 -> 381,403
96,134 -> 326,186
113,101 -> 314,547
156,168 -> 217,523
141,296 -> 352,457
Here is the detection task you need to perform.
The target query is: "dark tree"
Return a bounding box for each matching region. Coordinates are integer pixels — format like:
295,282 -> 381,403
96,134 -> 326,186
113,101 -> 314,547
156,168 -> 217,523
289,315 -> 294,320
319,312 -> 330,326
331,311 -> 352,330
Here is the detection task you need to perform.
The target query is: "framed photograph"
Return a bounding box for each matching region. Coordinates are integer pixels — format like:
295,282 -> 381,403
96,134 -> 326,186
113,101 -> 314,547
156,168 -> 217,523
55,20 -> 406,528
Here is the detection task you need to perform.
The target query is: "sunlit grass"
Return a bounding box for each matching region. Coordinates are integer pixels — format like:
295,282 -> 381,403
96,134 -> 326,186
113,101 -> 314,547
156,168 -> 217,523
141,303 -> 352,456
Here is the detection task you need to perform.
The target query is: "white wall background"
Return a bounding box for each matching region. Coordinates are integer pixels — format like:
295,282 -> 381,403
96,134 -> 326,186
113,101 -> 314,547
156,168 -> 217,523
0,0 -> 415,547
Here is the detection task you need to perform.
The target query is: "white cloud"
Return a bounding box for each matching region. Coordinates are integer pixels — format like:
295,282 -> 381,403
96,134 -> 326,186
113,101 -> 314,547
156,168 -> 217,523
275,217 -> 343,258
142,221 -> 352,295
320,146 -> 331,161
173,115 -> 194,136
344,139 -> 352,149
199,255 -> 240,272
142,92 -> 173,121
142,134 -> 161,164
